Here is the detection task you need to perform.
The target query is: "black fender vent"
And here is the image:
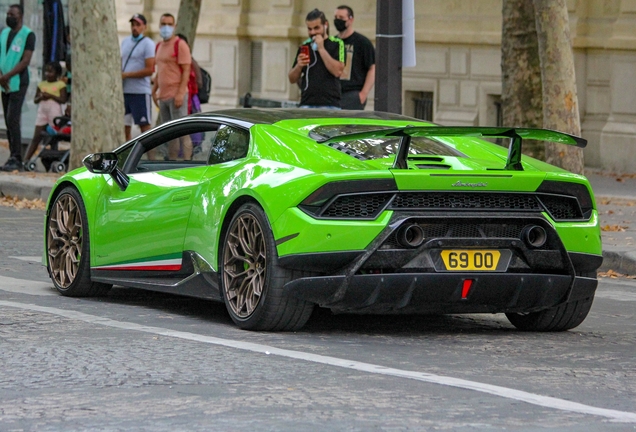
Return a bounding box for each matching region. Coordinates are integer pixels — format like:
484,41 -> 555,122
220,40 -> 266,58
537,194 -> 583,220
321,193 -> 393,219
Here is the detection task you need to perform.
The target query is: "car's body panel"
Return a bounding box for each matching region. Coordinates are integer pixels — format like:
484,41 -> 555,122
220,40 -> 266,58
43,109 -> 603,329
92,166 -> 208,269
548,211 -> 602,254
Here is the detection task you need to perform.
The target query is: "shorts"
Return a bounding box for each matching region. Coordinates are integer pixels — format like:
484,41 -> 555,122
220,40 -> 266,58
124,93 -> 152,126
158,93 -> 189,124
35,99 -> 63,127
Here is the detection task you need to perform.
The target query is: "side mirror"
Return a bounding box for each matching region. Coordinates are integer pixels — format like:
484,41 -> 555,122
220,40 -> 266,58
83,152 -> 118,174
83,152 -> 129,191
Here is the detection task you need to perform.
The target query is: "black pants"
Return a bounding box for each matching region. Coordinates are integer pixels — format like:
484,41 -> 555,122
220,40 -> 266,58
1,85 -> 28,161
341,90 -> 367,110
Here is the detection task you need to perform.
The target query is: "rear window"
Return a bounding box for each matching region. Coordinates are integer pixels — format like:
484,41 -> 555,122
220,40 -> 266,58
310,124 -> 464,160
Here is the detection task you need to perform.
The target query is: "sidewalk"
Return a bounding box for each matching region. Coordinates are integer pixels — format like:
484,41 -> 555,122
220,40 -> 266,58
1,140 -> 635,275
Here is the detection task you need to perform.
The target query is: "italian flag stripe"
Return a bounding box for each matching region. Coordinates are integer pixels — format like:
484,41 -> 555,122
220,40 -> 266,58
93,258 -> 182,272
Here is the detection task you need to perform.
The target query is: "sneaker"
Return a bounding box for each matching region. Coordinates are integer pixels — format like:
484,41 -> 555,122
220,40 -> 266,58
0,157 -> 24,172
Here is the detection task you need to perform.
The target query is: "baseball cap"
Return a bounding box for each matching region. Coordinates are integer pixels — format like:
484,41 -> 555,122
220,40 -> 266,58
129,13 -> 146,25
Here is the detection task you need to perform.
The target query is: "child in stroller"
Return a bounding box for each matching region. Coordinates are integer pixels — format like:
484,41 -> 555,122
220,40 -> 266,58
23,61 -> 69,172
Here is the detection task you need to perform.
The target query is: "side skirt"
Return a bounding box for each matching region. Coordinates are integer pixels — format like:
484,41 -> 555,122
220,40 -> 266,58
91,251 -> 222,301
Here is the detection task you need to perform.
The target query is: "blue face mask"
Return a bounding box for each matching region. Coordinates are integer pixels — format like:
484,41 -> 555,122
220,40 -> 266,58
311,41 -> 318,51
131,33 -> 144,42
159,25 -> 174,40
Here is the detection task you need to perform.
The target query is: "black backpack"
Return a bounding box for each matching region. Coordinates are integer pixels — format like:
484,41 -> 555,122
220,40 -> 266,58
198,67 -> 211,104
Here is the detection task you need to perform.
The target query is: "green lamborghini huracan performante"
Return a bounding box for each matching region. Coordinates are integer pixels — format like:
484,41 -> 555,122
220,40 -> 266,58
44,109 -> 602,331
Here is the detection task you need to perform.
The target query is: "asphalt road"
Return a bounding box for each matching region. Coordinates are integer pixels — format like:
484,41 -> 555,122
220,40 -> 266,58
1,206 -> 635,431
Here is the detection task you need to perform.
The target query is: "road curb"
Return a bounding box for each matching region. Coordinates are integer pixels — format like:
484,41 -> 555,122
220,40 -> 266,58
0,176 -> 53,201
600,250 -> 636,276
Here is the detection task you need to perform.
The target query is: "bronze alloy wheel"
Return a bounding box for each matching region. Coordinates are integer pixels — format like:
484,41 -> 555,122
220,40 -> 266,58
47,193 -> 83,288
223,212 -> 267,318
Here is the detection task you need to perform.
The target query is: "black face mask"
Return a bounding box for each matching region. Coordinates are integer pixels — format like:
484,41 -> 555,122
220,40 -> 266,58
334,18 -> 347,32
6,16 -> 18,29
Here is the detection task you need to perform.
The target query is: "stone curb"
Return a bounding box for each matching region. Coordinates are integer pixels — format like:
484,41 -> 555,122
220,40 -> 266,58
0,178 -> 53,201
600,251 -> 636,276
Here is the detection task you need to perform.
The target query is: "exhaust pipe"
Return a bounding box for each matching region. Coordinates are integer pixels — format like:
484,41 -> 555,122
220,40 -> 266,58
522,225 -> 547,248
397,224 -> 426,248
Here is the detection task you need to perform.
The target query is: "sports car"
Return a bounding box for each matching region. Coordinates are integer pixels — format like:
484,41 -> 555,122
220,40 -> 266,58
44,109 -> 603,331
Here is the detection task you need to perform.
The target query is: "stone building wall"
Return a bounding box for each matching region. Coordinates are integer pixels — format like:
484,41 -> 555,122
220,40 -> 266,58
115,0 -> 636,171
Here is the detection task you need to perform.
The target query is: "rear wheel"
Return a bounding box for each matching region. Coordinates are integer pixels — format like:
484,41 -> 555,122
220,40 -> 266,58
220,203 -> 314,331
505,297 -> 594,331
46,187 -> 111,296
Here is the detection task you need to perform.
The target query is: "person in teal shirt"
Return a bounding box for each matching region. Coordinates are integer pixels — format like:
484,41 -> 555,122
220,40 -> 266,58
0,4 -> 35,172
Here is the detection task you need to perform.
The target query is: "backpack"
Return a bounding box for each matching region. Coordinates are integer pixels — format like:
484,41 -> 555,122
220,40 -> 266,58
155,37 -> 198,114
198,67 -> 211,104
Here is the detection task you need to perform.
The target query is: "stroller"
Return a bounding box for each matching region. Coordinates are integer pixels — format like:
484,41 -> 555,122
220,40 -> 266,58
24,116 -> 71,173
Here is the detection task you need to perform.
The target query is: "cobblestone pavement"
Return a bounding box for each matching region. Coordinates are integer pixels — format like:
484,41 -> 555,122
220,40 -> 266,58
1,290 -> 636,431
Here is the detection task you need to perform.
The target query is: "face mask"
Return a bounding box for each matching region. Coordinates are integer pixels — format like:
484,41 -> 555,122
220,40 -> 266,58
311,41 -> 318,51
334,18 -> 347,32
131,33 -> 144,42
159,25 -> 174,40
6,16 -> 18,29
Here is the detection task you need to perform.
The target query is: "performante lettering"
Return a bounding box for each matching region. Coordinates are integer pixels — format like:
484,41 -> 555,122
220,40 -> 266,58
452,181 -> 488,188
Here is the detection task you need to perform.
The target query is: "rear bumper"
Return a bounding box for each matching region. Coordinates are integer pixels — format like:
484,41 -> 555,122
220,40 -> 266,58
283,273 -> 597,314
280,212 -> 602,314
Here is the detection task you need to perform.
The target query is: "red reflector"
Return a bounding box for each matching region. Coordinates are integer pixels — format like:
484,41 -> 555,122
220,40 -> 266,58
462,279 -> 473,299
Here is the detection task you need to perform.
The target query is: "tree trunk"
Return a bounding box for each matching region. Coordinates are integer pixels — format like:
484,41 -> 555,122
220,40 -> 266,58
176,0 -> 202,48
69,0 -> 124,169
501,0 -> 543,159
533,0 -> 584,174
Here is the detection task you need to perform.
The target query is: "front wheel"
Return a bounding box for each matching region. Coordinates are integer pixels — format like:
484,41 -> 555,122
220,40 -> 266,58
46,187 -> 111,296
220,203 -> 314,331
505,297 -> 594,331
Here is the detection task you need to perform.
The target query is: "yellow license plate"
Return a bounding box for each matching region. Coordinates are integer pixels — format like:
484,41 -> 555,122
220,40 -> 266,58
440,250 -> 501,271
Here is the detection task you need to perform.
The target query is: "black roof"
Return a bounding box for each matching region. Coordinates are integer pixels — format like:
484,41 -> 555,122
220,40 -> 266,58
193,108 -> 422,125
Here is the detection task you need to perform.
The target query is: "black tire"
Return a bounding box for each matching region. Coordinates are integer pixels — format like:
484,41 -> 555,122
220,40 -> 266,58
46,187 -> 112,297
220,203 -> 314,331
505,297 -> 594,331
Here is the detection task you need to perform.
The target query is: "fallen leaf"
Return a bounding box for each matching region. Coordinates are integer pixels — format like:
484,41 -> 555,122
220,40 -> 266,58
599,269 -> 636,279
0,196 -> 46,210
601,225 -> 627,232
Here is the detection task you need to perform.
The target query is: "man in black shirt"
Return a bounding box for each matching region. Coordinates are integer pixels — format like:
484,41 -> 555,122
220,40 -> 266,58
289,8 -> 344,109
334,5 -> 375,110
0,4 -> 35,171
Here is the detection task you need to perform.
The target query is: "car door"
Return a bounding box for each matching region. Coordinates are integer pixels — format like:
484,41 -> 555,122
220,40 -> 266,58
91,120 -> 220,271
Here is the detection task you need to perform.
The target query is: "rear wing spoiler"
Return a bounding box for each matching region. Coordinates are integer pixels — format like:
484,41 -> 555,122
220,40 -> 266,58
317,126 -> 586,171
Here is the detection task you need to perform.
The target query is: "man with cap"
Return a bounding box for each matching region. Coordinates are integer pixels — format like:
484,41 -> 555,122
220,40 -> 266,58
121,13 -> 155,140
